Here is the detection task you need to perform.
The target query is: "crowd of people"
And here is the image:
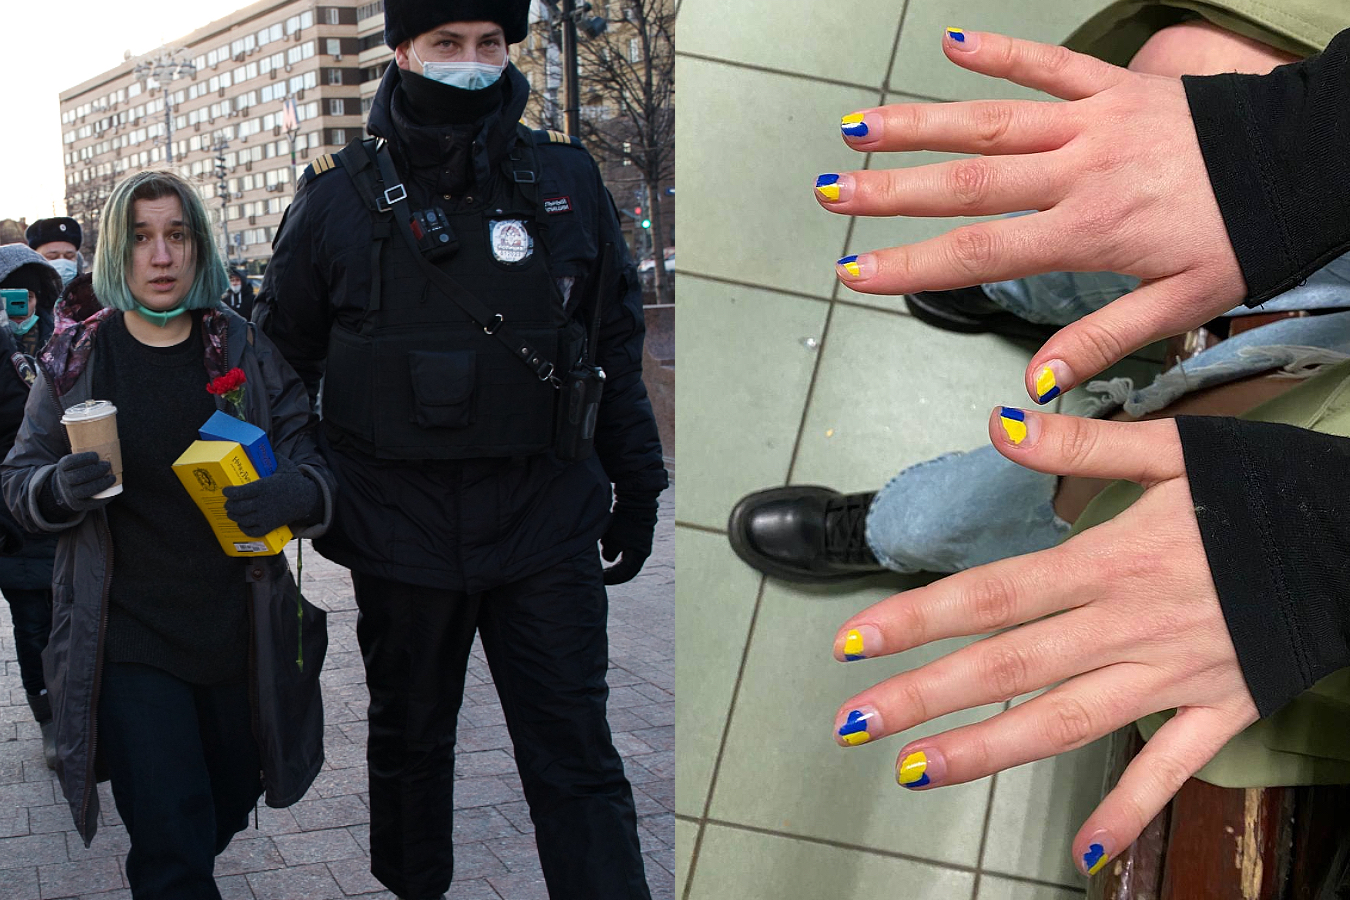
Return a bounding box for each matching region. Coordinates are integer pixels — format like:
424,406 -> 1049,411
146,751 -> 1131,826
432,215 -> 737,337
0,1 -> 665,898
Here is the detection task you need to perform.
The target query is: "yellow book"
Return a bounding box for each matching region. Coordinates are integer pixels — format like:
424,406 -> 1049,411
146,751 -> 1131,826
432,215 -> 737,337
172,440 -> 291,556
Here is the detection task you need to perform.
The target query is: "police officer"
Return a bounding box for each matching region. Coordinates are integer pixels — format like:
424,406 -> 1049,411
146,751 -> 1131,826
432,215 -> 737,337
253,2 -> 666,898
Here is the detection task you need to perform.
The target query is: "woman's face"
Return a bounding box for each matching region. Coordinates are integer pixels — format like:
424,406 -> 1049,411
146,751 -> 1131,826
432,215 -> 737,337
128,195 -> 195,310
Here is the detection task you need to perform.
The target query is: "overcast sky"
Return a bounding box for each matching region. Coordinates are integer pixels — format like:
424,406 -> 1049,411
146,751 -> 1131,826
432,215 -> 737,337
1,2 -> 242,225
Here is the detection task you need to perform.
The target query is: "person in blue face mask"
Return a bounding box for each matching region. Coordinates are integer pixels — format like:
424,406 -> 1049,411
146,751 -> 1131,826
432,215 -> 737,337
0,244 -> 59,355
253,1 -> 668,898
27,216 -> 83,291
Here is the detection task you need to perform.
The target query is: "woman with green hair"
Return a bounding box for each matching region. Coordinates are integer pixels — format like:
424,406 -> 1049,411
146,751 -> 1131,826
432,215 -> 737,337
2,169 -> 336,898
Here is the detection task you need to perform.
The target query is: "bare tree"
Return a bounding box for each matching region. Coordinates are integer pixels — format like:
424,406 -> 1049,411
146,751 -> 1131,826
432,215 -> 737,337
572,0 -> 675,305
65,172 -> 118,260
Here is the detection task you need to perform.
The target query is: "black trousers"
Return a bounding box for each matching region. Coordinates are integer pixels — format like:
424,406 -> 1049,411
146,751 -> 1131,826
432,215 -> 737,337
3,586 -> 51,701
353,548 -> 651,900
98,662 -> 262,900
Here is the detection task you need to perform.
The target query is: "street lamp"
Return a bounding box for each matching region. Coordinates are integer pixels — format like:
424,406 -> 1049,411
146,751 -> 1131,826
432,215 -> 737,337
539,1 -> 607,137
133,49 -> 196,166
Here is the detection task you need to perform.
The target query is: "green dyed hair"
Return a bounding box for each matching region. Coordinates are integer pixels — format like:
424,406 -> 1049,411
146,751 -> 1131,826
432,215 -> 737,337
92,169 -> 227,312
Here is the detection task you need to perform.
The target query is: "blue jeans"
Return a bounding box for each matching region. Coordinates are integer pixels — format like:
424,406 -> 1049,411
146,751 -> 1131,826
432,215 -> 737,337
98,662 -> 262,900
867,257 -> 1350,574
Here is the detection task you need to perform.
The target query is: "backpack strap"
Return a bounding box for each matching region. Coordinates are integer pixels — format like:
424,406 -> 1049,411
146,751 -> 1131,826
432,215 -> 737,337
334,138 -> 394,325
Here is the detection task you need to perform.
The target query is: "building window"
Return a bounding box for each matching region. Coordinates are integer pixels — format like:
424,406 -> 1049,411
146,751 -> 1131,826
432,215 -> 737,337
630,38 -> 642,63
357,1 -> 384,20
331,128 -> 346,145
327,68 -> 343,85
329,99 -> 345,116
326,7 -> 340,25
327,38 -> 342,57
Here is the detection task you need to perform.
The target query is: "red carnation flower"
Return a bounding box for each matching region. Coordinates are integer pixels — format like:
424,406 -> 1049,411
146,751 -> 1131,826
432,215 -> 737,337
206,367 -> 248,419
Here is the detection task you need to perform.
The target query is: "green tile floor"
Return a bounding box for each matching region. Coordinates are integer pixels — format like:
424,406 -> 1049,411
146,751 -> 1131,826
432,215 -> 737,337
674,0 -> 1149,897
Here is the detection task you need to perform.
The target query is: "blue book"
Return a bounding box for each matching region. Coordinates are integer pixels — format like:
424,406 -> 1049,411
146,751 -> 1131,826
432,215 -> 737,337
199,410 -> 277,477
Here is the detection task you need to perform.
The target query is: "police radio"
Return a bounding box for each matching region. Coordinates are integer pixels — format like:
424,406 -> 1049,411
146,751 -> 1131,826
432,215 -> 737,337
408,206 -> 459,262
554,244 -> 614,461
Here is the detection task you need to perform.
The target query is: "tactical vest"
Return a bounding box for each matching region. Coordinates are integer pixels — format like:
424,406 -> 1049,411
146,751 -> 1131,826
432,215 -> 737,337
320,131 -> 586,460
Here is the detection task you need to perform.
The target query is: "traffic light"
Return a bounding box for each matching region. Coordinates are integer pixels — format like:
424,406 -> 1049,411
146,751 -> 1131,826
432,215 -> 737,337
635,206 -> 650,229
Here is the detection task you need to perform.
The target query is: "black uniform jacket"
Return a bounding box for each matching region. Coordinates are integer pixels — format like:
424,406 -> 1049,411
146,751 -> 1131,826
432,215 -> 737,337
256,62 -> 666,592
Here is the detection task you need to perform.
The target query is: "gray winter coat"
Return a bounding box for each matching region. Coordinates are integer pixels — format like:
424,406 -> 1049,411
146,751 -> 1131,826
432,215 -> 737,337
0,305 -> 335,845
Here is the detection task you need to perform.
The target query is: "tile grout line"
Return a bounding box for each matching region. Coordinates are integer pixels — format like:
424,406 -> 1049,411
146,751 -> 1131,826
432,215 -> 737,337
682,569 -> 771,899
698,817 -> 1087,893
680,819 -> 708,900
674,520 -> 726,537
673,270 -> 834,307
675,50 -> 949,105
970,771 -> 1000,900
881,0 -> 914,93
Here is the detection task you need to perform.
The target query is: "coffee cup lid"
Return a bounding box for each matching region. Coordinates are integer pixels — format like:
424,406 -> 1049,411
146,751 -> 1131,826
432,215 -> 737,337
60,400 -> 117,423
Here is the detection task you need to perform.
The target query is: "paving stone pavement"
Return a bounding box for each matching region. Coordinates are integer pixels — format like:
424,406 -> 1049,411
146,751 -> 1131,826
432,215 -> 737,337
0,493 -> 674,899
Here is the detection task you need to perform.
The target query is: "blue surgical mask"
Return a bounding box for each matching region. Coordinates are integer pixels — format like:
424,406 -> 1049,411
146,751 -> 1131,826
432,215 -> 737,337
10,314 -> 38,336
134,304 -> 188,327
50,258 -> 78,288
411,46 -> 506,91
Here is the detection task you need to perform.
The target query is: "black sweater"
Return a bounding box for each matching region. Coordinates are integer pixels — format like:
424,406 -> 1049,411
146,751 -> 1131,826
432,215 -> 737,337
95,314 -> 248,685
1179,29 -> 1350,716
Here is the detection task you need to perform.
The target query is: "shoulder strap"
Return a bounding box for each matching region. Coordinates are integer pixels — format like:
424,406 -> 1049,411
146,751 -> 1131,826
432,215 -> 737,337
366,139 -> 563,387
335,137 -> 394,320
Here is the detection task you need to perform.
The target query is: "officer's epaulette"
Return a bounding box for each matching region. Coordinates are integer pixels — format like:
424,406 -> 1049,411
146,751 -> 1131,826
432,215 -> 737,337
532,128 -> 584,149
300,152 -> 342,184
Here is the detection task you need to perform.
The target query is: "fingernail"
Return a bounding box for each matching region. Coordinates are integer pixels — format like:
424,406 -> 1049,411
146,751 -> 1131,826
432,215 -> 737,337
837,625 -> 883,661
815,173 -> 853,203
897,747 -> 945,789
1033,360 -> 1072,404
997,406 -> 1034,446
944,27 -> 977,51
1081,832 -> 1113,876
836,706 -> 882,747
840,112 -> 880,142
837,254 -> 873,280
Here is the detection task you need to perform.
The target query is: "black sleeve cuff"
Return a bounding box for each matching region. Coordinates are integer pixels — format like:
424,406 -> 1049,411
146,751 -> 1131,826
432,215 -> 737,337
1182,28 -> 1350,307
1176,416 -> 1350,716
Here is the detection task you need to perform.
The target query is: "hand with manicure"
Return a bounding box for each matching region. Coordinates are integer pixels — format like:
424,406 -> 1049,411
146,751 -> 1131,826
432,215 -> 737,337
819,28 -> 1247,405
831,409 -> 1258,876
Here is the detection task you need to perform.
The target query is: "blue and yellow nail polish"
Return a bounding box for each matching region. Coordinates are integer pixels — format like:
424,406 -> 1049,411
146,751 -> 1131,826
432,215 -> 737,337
945,27 -> 966,43
837,709 -> 873,746
843,628 -> 866,661
897,750 -> 931,787
816,174 -> 841,202
841,113 -> 869,139
1035,366 -> 1061,403
1083,843 -> 1109,876
838,255 -> 862,277
998,407 -> 1027,445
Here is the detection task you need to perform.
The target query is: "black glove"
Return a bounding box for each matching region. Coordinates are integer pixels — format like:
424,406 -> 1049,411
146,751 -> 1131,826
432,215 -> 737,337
600,493 -> 659,585
222,457 -> 322,537
51,451 -> 116,514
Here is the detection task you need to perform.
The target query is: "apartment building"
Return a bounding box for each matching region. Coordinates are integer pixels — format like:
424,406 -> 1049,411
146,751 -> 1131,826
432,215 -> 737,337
59,0 -> 365,268
60,0 -> 670,274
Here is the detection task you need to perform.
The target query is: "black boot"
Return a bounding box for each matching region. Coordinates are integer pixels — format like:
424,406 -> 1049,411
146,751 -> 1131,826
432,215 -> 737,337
904,286 -> 1057,341
728,486 -> 885,583
27,692 -> 56,770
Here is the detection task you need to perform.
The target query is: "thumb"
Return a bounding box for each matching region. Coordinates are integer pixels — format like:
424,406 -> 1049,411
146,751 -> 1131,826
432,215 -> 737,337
988,407 -> 1186,485
1024,278 -> 1214,405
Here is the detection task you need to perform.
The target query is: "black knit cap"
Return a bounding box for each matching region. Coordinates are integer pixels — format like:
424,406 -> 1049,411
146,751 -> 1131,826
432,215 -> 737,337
25,217 -> 82,251
384,0 -> 530,49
